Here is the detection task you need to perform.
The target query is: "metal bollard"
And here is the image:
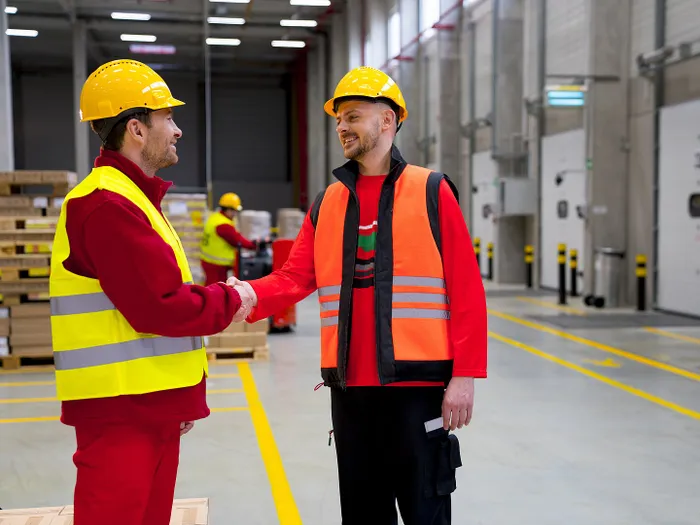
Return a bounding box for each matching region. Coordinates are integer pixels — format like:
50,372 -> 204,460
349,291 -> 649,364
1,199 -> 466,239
524,245 -> 534,288
487,242 -> 494,280
474,237 -> 481,274
569,249 -> 578,297
558,243 -> 567,305
636,254 -> 646,311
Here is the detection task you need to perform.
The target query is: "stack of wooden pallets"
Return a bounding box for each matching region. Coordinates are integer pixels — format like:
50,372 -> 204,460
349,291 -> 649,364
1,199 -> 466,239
161,192 -> 208,286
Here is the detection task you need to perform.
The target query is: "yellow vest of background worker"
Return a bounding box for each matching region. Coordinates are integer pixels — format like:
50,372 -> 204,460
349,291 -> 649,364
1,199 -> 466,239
49,166 -> 208,402
200,212 -> 237,266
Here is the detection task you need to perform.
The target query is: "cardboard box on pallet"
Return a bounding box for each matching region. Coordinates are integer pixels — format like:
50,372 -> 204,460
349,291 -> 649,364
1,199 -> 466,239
0,498 -> 209,525
208,332 -> 267,349
9,303 -> 53,356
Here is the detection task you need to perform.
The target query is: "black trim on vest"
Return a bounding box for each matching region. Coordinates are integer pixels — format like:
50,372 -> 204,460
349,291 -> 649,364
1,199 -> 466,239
310,189 -> 327,230
426,172 -> 460,255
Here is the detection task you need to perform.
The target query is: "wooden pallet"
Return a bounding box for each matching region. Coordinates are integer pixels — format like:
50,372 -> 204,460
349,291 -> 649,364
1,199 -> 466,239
0,354 -> 54,370
0,291 -> 50,307
0,268 -> 50,281
206,344 -> 269,362
0,254 -> 51,270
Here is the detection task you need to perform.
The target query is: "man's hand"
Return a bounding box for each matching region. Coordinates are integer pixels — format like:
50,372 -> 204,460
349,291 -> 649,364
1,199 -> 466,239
180,421 -> 194,436
229,280 -> 257,322
442,377 -> 474,431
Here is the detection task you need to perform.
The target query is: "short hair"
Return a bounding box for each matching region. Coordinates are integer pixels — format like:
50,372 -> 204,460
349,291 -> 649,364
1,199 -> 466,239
90,111 -> 152,151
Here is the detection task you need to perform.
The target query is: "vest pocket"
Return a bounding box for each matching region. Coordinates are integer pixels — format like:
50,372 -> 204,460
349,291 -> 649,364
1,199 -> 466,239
424,432 -> 462,498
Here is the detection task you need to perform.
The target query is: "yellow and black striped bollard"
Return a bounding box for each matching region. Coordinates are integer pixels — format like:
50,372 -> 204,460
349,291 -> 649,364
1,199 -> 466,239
569,248 -> 578,297
636,254 -> 646,311
524,245 -> 534,288
474,237 -> 481,274
487,242 -> 494,280
558,243 -> 567,305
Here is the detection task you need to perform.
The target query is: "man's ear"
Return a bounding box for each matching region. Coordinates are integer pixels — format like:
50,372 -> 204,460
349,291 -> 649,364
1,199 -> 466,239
126,118 -> 146,142
382,109 -> 396,131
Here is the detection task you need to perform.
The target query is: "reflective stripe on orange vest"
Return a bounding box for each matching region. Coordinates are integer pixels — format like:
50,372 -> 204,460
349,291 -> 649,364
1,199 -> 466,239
313,158 -> 454,387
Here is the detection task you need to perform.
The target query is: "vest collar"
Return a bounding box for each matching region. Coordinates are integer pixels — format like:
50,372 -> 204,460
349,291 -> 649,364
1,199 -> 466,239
332,144 -> 407,192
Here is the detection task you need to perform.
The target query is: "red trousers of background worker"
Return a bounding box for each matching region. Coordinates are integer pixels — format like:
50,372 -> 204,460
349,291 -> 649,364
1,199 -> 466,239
72,421 -> 180,525
201,260 -> 232,286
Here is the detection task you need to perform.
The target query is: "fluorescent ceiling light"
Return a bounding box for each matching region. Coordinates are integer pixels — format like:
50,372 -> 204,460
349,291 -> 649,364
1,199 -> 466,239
6,29 -> 38,37
5,6 -> 17,14
120,34 -> 157,42
130,44 -> 176,55
111,12 -> 152,21
290,0 -> 330,6
209,0 -> 250,3
207,16 -> 245,25
272,40 -> 305,48
280,19 -> 317,27
206,37 -> 241,46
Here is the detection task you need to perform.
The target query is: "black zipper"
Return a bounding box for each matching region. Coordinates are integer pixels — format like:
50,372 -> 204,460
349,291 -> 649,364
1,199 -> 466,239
341,187 -> 360,390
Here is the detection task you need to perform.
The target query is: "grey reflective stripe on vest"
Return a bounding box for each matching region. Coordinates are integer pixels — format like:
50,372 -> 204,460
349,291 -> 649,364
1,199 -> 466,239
392,292 -> 447,304
318,285 -> 341,297
51,283 -> 194,317
54,336 -> 203,371
200,252 -> 232,264
392,308 -> 450,320
320,300 -> 340,311
393,276 -> 446,288
321,316 -> 339,327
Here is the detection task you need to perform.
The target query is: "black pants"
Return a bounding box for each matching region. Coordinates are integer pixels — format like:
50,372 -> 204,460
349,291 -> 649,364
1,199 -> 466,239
331,387 -> 462,525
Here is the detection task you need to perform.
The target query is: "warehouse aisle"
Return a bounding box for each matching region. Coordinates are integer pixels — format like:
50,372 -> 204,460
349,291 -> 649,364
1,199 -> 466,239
1,287 -> 699,524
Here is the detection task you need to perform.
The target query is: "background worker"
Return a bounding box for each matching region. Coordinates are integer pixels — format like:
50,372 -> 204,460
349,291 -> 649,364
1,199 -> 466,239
49,59 -> 253,525
200,192 -> 260,285
230,66 -> 488,524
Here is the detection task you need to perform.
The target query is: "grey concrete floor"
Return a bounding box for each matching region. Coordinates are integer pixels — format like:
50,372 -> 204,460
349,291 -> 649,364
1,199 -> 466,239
1,285 -> 700,524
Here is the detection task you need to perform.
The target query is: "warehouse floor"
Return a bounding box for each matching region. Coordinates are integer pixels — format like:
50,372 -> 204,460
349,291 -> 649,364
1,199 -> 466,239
1,283 -> 699,524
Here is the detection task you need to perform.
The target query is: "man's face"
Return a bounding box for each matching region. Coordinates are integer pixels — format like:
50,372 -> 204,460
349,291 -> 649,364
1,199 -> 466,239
140,108 -> 182,172
335,100 -> 385,161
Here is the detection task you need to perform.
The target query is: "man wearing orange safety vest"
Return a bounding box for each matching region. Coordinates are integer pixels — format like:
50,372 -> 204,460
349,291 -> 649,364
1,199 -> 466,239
200,192 -> 259,285
229,66 -> 488,524
49,59 -> 252,525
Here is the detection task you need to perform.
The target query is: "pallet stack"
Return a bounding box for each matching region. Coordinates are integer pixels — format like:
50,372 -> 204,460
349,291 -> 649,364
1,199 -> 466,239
162,192 -> 208,285
0,170 -> 76,369
205,317 -> 270,361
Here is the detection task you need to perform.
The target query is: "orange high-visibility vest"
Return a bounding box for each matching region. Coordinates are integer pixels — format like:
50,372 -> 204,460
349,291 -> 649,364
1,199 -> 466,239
312,148 -> 458,388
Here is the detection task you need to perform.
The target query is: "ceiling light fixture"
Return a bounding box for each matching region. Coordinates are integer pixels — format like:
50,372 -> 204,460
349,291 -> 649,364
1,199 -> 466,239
4,6 -> 17,14
280,19 -> 317,27
207,16 -> 245,25
130,44 -> 176,55
271,40 -> 305,48
208,0 -> 250,3
120,34 -> 157,43
206,37 -> 241,46
6,29 -> 38,37
290,0 -> 330,6
111,12 -> 152,21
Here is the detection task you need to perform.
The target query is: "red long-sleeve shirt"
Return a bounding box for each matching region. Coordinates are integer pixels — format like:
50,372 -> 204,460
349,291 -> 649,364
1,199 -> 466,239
215,218 -> 256,250
247,174 -> 488,386
59,149 -> 242,426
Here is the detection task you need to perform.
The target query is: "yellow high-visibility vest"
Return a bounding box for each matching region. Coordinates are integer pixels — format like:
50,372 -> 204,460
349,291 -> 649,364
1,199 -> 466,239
50,166 -> 208,402
200,212 -> 237,266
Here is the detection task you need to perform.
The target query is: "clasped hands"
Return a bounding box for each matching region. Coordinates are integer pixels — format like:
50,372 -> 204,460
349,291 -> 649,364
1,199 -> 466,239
226,276 -> 257,322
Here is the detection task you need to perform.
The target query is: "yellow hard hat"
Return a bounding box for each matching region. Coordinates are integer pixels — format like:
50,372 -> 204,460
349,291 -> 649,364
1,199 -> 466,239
79,59 -> 184,123
324,66 -> 408,122
219,192 -> 242,211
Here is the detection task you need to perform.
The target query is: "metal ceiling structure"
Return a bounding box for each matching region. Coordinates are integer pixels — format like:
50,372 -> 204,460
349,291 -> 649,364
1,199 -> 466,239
5,0 -> 339,76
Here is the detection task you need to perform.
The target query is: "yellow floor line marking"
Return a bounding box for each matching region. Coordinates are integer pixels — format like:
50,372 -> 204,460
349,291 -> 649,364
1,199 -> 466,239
0,389 -> 244,404
488,309 -> 700,382
489,331 -> 700,421
238,362 -> 302,525
644,327 -> 700,346
0,416 -> 60,424
515,296 -> 587,315
208,373 -> 240,378
0,366 -> 55,376
0,381 -> 55,387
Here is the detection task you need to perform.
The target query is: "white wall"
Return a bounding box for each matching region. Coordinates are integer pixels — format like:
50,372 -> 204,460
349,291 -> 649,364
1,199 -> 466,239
471,150 -> 497,274
545,0 -> 589,77
540,129 -> 586,290
657,99 -> 700,316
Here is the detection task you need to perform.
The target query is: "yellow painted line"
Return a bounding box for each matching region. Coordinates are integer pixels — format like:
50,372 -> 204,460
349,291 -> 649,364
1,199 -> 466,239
207,388 -> 244,394
0,366 -> 55,375
208,373 -> 240,378
515,296 -> 587,315
0,380 -> 55,387
489,331 -> 700,421
238,362 -> 302,525
583,357 -> 621,368
0,389 -> 244,404
644,327 -> 700,346
488,309 -> 700,383
0,416 -> 59,424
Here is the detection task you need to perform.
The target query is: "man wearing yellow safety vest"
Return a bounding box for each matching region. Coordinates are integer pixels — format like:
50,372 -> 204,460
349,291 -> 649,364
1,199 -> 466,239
200,192 -> 260,285
49,59 -> 253,525
230,66 -> 488,524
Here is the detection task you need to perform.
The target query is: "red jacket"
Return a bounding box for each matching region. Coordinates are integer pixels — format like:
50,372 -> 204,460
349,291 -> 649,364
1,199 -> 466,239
60,149 -> 242,426
247,174 -> 488,385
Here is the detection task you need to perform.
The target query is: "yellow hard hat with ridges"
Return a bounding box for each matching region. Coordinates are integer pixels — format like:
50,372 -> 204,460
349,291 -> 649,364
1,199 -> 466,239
79,59 -> 185,122
324,66 -> 408,122
219,192 -> 242,211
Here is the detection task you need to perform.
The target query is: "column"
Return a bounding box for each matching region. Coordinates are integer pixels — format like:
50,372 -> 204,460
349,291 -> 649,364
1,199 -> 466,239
327,10 -> 349,174
0,0 -> 14,170
582,0 -> 631,304
346,0 -> 363,69
73,20 -> 90,180
492,0 -> 527,283
395,0 -> 420,163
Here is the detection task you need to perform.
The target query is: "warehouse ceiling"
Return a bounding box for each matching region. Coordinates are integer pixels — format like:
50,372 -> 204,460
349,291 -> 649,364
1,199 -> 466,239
5,0 -> 339,77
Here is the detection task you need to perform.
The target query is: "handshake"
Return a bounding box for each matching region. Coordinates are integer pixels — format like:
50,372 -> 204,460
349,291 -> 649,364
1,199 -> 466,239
226,277 -> 258,323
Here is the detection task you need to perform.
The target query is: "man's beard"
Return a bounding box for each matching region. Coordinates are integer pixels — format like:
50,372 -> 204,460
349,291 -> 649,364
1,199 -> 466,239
346,123 -> 380,160
141,138 -> 177,172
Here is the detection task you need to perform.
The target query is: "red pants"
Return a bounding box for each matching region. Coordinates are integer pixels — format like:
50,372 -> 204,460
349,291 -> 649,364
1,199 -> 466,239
72,422 -> 181,525
201,261 -> 231,286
